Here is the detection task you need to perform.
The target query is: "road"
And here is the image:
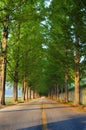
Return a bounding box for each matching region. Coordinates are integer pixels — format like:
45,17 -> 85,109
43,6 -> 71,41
0,98 -> 86,130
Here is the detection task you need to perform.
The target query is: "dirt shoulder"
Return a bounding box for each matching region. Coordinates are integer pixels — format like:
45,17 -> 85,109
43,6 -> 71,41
57,101 -> 86,113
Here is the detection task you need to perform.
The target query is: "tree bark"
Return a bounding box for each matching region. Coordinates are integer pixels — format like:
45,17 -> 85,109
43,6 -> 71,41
13,81 -> 18,103
74,67 -> 80,105
74,36 -> 80,106
13,68 -> 19,103
74,55 -> 80,105
65,73 -> 68,103
28,87 -> 30,100
49,89 -> 52,99
22,85 -> 24,102
30,88 -> 32,99
56,85 -> 59,101
1,14 -> 9,105
26,85 -> 28,101
33,90 -> 36,99
22,78 -> 26,102
1,57 -> 6,105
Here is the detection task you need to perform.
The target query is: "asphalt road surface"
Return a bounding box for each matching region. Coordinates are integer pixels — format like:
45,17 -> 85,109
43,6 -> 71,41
0,97 -> 86,130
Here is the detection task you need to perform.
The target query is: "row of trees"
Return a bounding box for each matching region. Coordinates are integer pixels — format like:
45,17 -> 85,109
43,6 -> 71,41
0,0 -> 46,104
46,0 -> 86,105
0,0 -> 86,105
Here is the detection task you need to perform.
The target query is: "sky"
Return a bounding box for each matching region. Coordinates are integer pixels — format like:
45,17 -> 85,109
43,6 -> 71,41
45,0 -> 52,7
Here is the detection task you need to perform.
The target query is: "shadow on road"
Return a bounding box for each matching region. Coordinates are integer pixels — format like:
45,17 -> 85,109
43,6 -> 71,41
17,102 -> 57,106
17,115 -> 86,130
17,125 -> 42,130
47,115 -> 86,130
0,106 -> 70,113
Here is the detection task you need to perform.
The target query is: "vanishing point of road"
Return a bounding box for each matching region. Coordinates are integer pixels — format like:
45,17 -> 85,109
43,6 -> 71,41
0,97 -> 86,130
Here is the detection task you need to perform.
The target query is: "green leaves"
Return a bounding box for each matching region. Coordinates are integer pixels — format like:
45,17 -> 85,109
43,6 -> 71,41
0,0 -> 85,96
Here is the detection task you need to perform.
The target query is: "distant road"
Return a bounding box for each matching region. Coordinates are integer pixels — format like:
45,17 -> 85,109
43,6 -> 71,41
0,98 -> 86,130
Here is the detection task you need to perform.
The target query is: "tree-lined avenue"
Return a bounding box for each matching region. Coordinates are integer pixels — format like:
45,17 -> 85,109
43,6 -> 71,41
0,0 -> 86,106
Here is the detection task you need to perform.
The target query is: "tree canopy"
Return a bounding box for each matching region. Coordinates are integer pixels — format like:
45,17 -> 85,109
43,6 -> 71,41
0,0 -> 86,105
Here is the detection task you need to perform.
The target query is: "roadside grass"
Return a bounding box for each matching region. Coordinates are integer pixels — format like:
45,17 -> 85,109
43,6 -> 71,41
68,100 -> 73,104
0,97 -> 27,109
5,97 -> 22,105
5,97 -> 13,105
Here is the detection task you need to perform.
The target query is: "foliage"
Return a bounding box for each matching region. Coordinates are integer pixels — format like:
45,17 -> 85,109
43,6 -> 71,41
0,0 -> 86,97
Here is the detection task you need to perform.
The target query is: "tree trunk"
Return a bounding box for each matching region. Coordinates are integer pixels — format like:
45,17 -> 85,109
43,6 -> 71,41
55,86 -> 57,100
22,78 -> 26,102
1,14 -> 9,105
13,69 -> 18,103
22,85 -> 24,102
33,90 -> 36,99
74,57 -> 80,105
49,89 -> 52,99
53,86 -> 55,99
28,87 -> 30,100
26,85 -> 28,101
51,89 -> 53,99
31,90 -> 34,99
13,81 -> 18,103
56,85 -> 59,101
0,59 -> 2,103
1,57 -> 6,105
30,88 -> 32,99
74,36 -> 80,106
65,73 -> 68,103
